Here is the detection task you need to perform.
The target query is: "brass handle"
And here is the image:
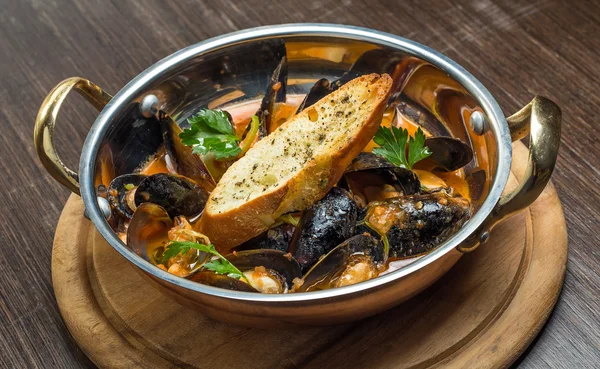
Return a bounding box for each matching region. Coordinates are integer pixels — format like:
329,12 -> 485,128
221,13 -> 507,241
458,96 -> 561,252
34,77 -> 112,195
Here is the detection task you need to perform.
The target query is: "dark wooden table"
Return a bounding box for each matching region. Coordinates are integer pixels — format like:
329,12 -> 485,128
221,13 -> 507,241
1,0 -> 598,368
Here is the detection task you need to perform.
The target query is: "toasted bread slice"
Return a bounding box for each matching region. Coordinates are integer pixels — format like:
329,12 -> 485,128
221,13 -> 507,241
197,73 -> 392,252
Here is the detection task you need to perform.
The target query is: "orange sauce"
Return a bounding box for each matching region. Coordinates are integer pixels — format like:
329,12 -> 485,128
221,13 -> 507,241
140,147 -> 173,176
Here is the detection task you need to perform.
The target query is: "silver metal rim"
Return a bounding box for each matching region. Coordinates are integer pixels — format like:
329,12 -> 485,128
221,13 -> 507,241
80,24 -> 512,303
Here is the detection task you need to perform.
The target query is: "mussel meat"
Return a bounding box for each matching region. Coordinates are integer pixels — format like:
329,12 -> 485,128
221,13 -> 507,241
358,190 -> 471,257
134,173 -> 209,218
107,173 -> 146,219
226,249 -> 302,289
295,233 -> 384,292
289,187 -> 358,271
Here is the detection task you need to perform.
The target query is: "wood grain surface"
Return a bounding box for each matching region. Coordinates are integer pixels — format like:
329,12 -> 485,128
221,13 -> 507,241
0,0 -> 598,368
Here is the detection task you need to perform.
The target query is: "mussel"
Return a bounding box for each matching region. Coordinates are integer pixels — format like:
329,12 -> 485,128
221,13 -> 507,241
295,233 -> 384,292
296,49 -> 405,113
189,271 -> 258,293
255,56 -> 288,138
296,78 -> 339,113
395,98 -> 474,172
191,249 -> 302,294
160,113 -> 216,192
358,190 -> 471,258
422,137 -> 474,172
107,173 -> 146,218
235,223 -> 296,253
126,202 -> 173,263
289,188 -> 358,271
344,152 -> 421,203
134,173 -> 209,218
227,249 -> 302,292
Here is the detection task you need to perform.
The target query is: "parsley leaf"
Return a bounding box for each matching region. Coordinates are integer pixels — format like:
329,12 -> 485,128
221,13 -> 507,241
203,260 -> 244,280
161,241 -> 249,282
179,109 -> 242,160
407,128 -> 432,168
372,126 -> 431,170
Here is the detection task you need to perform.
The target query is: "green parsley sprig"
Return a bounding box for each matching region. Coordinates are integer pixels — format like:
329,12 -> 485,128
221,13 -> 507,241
161,241 -> 249,282
372,126 -> 432,170
179,109 -> 241,160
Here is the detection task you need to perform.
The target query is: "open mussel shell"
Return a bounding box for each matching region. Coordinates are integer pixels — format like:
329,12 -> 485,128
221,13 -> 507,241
226,249 -> 302,288
289,187 -> 357,272
423,137 -> 474,172
394,98 -> 474,172
255,56 -> 288,137
235,223 -> 295,253
160,113 -> 216,192
297,49 -> 405,113
107,173 -> 146,219
126,202 -> 173,263
189,271 -> 258,293
358,191 -> 471,258
296,233 -> 384,292
134,173 -> 209,218
344,152 -> 421,196
395,98 -> 450,137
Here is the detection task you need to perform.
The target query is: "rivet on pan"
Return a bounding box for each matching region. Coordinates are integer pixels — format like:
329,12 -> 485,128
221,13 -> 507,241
84,196 -> 112,221
470,111 -> 489,135
140,94 -> 160,118
479,230 -> 490,244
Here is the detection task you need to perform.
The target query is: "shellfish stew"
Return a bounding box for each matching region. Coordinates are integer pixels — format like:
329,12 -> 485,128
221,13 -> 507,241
102,40 -> 475,294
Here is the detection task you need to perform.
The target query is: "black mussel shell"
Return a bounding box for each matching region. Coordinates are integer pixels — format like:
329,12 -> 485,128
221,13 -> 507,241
296,233 -> 384,292
358,191 -> 471,258
134,173 -> 209,218
127,202 -> 173,263
423,137 -> 474,172
394,98 -> 474,172
160,113 -> 216,192
297,49 -> 406,114
235,223 -> 295,253
344,152 -> 421,197
396,98 -> 451,137
289,187 -> 358,272
296,78 -> 337,113
189,271 -> 258,293
226,249 -> 302,288
107,173 -> 147,219
255,56 -> 288,138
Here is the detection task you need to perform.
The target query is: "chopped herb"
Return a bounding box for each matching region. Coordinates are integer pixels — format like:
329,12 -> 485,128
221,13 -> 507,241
124,183 -> 135,191
162,241 -> 249,283
372,126 -> 432,170
179,109 -> 241,160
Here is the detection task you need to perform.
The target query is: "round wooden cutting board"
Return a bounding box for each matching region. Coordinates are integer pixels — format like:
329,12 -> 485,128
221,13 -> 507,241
52,142 -> 567,369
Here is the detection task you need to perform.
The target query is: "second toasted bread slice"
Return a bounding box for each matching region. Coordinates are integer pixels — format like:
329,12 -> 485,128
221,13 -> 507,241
197,73 -> 393,252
